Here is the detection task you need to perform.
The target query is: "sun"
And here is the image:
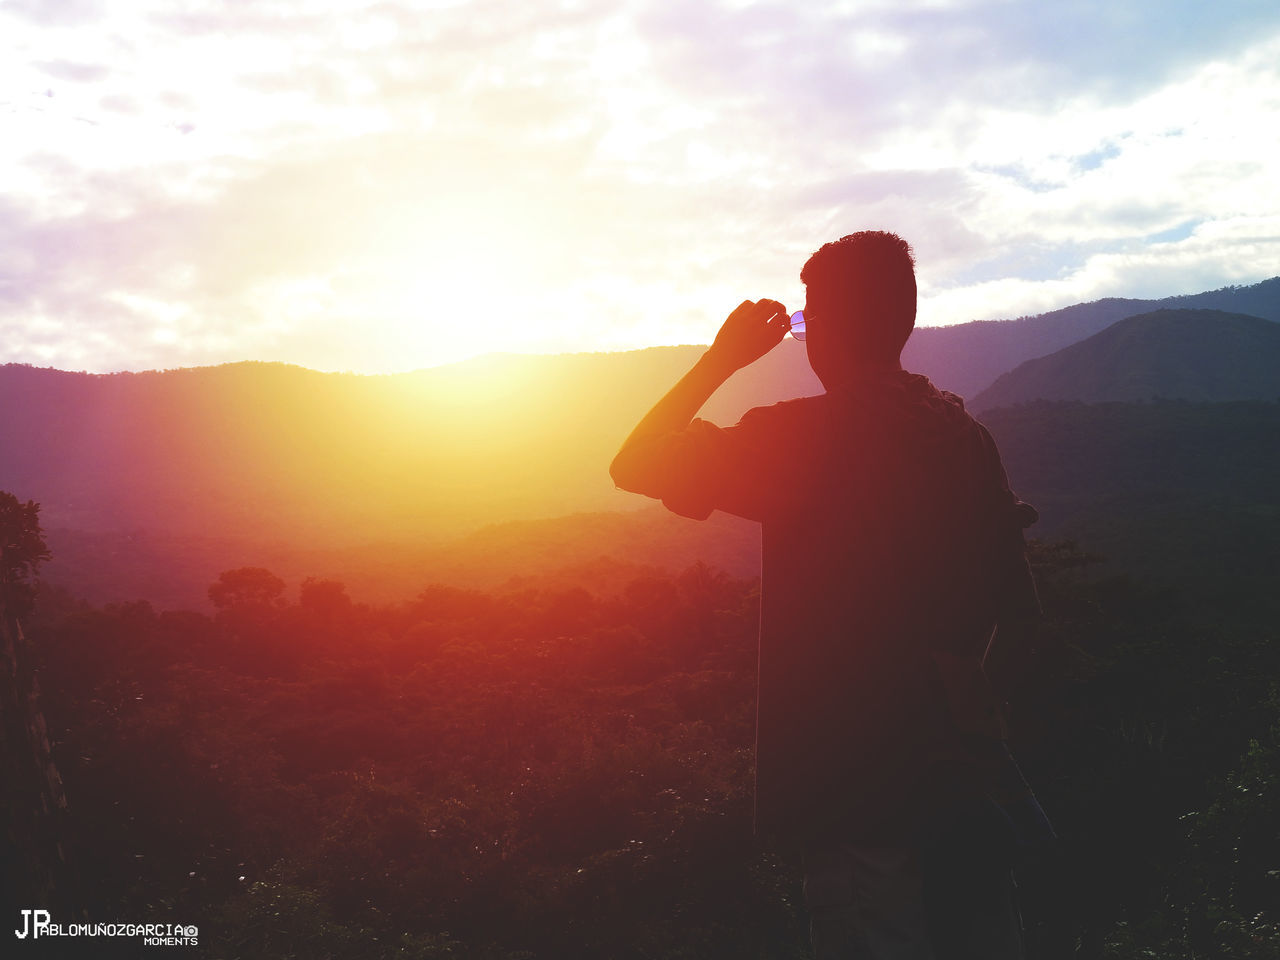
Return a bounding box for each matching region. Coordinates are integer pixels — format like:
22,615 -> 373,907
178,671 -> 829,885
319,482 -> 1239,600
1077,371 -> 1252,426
354,196 -> 548,371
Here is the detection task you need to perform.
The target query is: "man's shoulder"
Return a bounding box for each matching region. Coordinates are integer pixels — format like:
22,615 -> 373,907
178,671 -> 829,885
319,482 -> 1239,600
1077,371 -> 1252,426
727,395 -> 829,441
739,394 -> 825,422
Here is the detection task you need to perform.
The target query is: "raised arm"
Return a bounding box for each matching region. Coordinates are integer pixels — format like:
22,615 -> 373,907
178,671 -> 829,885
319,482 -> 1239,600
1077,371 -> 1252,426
610,298 -> 789,493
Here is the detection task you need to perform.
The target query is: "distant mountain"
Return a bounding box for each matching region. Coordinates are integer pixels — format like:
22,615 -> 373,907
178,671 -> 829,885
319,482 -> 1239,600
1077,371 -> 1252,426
37,399 -> 1280,608
3,276 -> 1278,607
0,347 -> 807,549
971,309 -> 1280,409
905,277 -> 1280,399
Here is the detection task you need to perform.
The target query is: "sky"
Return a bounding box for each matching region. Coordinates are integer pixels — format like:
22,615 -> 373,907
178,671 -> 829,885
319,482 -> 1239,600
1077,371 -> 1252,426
3,0 -> 1279,374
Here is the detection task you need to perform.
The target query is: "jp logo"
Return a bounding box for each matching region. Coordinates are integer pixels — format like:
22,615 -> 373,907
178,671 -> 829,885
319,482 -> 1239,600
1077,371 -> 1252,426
14,909 -> 51,939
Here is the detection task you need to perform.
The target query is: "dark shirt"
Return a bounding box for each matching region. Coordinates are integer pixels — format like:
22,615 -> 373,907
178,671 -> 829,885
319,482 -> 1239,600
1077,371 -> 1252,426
618,370 -> 1038,840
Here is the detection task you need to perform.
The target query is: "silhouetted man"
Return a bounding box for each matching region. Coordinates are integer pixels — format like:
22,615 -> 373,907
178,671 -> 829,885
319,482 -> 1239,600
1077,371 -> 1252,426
610,232 -> 1042,958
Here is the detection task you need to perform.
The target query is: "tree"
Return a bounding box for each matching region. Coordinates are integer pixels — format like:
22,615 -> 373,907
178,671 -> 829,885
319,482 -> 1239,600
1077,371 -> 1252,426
1,492 -> 70,912
0,491 -> 52,620
208,567 -> 286,610
299,577 -> 352,618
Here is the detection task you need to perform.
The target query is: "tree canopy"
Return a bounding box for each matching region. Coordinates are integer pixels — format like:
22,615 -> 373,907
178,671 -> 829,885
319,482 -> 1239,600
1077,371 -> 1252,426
0,491 -> 51,619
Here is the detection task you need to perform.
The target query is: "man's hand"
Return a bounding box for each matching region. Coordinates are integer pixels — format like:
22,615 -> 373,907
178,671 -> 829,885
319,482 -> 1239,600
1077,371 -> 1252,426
706,299 -> 790,375
611,298 -> 785,494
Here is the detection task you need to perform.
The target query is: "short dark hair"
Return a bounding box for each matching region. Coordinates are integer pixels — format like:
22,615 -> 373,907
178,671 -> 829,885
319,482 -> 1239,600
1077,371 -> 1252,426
800,231 -> 917,362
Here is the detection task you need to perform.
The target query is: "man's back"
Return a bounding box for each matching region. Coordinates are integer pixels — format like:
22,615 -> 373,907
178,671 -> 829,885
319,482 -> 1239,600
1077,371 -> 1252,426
633,369 -> 1031,840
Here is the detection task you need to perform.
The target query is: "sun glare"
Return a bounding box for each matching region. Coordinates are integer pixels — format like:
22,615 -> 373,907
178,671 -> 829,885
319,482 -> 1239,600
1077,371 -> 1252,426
360,195 -> 548,371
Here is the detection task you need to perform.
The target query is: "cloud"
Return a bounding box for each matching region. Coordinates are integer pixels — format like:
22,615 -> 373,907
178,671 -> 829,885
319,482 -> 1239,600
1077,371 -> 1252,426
923,214 -> 1280,325
1,0 -> 103,27
33,59 -> 111,83
1,0 -> 1278,372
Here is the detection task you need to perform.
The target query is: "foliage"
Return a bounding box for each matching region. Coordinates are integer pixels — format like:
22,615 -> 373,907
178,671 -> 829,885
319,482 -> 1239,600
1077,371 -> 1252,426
983,399 -> 1280,581
300,577 -> 354,618
30,563 -> 805,957
209,567 -> 287,610
1006,542 -> 1280,959
21,536 -> 1278,958
0,490 -> 52,618
207,878 -> 464,960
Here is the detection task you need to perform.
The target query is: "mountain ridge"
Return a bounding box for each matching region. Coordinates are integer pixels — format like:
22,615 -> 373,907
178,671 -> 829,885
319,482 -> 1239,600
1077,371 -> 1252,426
2,276 -> 1278,608
905,276 -> 1280,397
972,308 -> 1280,409
9,276 -> 1276,399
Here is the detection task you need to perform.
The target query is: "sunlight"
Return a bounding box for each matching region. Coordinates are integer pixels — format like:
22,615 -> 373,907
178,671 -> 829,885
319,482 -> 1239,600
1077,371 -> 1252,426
361,195 -> 545,371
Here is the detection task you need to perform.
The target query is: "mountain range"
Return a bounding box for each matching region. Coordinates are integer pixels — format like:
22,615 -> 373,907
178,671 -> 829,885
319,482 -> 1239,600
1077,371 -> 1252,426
904,277 -> 1280,398
2,276 -> 1277,608
972,308 -> 1280,409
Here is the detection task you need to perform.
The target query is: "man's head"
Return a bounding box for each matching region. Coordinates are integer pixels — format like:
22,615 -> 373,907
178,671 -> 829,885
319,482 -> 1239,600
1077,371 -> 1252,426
800,231 -> 916,386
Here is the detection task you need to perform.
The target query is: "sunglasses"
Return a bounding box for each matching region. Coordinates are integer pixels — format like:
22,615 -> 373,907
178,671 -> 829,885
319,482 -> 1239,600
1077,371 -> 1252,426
788,310 -> 809,341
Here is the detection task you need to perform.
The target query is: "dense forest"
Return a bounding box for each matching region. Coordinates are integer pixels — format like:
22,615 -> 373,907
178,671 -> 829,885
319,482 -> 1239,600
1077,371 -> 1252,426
5,500 -> 1278,957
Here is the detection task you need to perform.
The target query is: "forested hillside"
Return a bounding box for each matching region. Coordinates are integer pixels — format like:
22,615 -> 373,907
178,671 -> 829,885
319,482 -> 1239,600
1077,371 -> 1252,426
973,310 -> 1280,408
2,276 -> 1275,568
22,397 -> 1280,609
985,399 -> 1280,578
17,534 -> 1278,958
906,277 -> 1280,399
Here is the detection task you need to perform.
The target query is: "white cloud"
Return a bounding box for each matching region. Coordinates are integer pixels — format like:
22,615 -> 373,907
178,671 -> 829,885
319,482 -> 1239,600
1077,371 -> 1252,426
1,0 -> 1278,372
